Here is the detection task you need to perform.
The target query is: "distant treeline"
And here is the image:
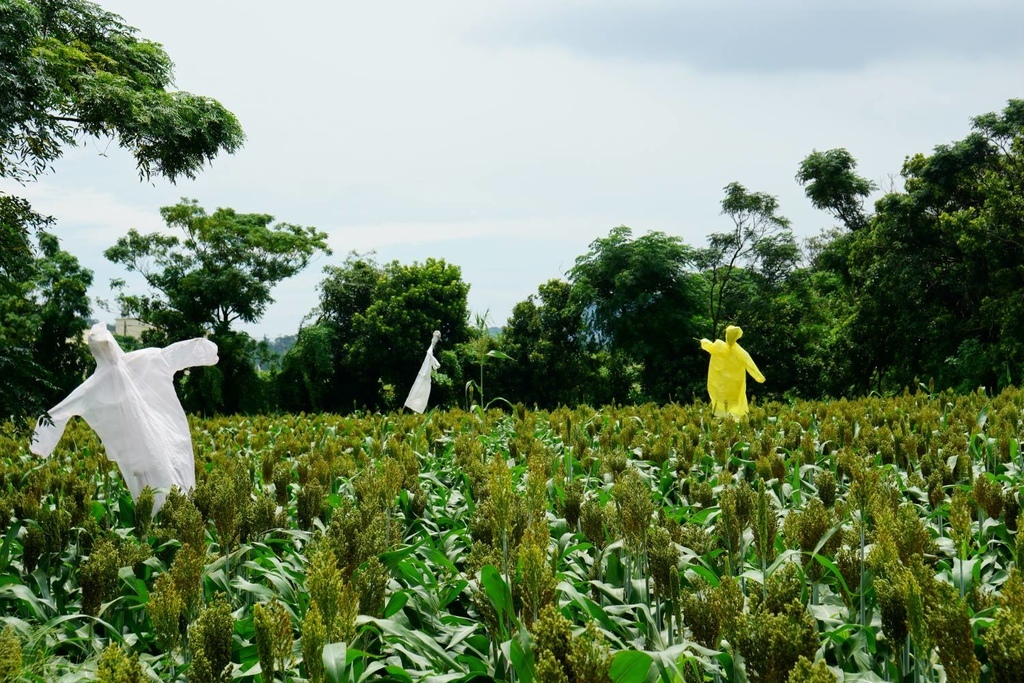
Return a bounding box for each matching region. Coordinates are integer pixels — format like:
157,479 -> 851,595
5,100 -> 1024,417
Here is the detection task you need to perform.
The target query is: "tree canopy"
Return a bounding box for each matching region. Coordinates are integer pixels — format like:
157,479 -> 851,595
105,199 -> 330,340
570,226 -> 704,403
0,229 -> 92,417
3,14 -> 1022,418
105,200 -> 329,414
796,148 -> 876,232
697,182 -> 797,341
0,0 -> 244,418
0,0 -> 244,183
840,101 -> 1024,392
278,255 -> 471,413
491,279 -> 604,409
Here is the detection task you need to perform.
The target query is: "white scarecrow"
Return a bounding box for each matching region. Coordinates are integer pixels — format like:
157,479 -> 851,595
30,322 -> 218,512
404,330 -> 441,413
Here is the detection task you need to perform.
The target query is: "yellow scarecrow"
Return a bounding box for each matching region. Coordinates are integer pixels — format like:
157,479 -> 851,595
699,325 -> 765,419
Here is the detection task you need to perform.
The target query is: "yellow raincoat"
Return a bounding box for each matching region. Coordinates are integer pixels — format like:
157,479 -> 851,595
700,325 -> 764,418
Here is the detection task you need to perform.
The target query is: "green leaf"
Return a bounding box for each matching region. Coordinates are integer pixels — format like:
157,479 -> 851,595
231,577 -> 275,601
383,590 -> 410,619
0,584 -> 48,622
0,523 -> 22,575
380,542 -> 422,570
480,565 -> 516,636
510,627 -> 534,683
323,642 -> 347,683
686,565 -> 721,587
813,554 -> 852,596
384,665 -> 415,683
951,558 -> 979,594
610,650 -> 651,683
358,616 -> 462,671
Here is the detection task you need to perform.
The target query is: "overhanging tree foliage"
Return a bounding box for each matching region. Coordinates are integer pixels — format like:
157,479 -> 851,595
0,0 -> 244,417
0,198 -> 56,418
0,197 -> 41,291
0,0 -> 244,183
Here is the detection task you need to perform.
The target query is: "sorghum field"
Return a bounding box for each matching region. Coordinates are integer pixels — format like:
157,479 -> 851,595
1,388 -> 1023,682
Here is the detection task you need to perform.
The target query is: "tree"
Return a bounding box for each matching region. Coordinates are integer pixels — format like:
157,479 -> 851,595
0,229 -> 92,417
796,149 -> 876,232
0,0 -> 243,417
0,198 -> 56,418
276,253 -> 381,412
840,100 -> 1024,392
105,199 -> 330,413
276,323 -> 337,413
106,200 -> 330,338
793,150 -> 882,395
0,0 -> 244,183
696,183 -> 797,340
0,197 -> 41,293
284,255 -> 471,412
318,255 -> 381,332
570,226 -> 704,403
26,232 -> 94,396
494,279 -> 598,408
346,258 -> 470,411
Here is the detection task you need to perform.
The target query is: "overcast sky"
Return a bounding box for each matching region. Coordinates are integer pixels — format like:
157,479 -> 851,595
4,0 -> 1021,339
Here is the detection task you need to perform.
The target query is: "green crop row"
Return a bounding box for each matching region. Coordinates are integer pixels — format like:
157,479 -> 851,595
0,387 -> 1022,682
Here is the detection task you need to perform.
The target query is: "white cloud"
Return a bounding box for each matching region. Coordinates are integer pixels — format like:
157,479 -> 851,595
484,2 -> 1024,71
0,181 -> 165,247
326,215 -> 601,252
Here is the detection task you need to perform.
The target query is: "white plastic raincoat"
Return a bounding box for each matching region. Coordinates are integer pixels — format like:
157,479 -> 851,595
404,330 -> 441,413
30,323 -> 218,511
